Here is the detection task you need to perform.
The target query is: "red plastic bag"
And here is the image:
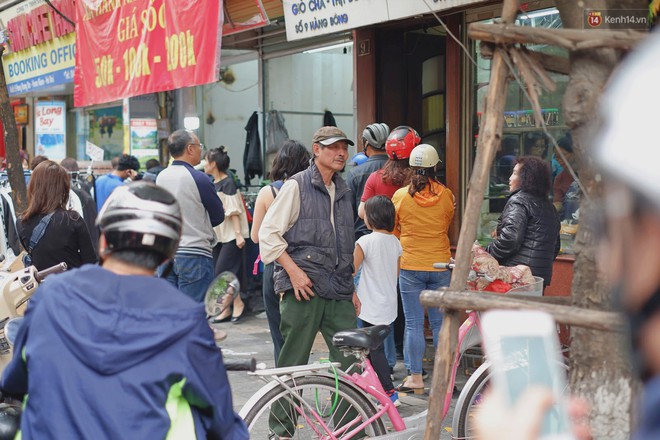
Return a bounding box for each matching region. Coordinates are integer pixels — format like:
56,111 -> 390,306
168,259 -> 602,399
483,279 -> 513,294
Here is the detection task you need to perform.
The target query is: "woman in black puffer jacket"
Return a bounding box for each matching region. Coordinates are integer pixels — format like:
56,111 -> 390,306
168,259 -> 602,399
486,156 -> 560,286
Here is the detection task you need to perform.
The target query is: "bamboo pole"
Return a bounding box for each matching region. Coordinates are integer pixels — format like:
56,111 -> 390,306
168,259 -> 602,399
469,22 -> 646,51
420,289 -> 626,333
421,2 -> 519,439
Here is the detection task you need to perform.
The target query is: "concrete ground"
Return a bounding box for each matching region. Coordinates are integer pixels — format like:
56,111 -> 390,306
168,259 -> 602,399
215,311 -> 475,439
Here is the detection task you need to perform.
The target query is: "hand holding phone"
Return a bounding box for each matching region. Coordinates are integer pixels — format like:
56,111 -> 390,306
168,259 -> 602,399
481,310 -> 574,440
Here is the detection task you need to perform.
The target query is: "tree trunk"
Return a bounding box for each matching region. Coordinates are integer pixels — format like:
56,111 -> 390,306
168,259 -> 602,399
555,1 -> 645,437
0,46 -> 27,214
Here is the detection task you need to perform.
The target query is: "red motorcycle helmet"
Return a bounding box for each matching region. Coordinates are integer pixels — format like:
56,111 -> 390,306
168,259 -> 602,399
385,126 -> 421,160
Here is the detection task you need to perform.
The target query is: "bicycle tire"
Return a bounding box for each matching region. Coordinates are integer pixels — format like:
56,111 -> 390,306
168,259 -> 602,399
453,362 -> 492,439
242,374 -> 387,439
453,355 -> 571,439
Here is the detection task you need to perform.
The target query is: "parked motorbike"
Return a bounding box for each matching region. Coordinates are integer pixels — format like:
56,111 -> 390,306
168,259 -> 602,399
0,262 -> 67,370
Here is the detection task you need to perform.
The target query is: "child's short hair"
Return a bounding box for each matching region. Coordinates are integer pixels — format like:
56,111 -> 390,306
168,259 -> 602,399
365,195 -> 395,232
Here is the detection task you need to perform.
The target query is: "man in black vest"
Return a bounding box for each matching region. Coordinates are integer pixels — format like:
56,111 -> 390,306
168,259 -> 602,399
259,126 -> 359,437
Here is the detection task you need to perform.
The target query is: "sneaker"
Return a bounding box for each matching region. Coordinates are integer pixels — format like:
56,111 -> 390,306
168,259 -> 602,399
386,389 -> 401,407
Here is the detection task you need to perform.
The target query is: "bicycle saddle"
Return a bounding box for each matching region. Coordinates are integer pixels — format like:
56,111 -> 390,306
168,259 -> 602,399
332,325 -> 390,350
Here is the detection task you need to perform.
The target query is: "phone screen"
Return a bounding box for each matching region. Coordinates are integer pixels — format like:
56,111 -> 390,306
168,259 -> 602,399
498,335 -> 571,437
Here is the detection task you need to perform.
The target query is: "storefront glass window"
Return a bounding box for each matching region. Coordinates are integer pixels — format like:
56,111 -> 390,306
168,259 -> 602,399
473,8 -> 578,254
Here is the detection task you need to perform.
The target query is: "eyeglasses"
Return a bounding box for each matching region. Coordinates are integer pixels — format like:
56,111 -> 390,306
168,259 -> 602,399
188,142 -> 205,150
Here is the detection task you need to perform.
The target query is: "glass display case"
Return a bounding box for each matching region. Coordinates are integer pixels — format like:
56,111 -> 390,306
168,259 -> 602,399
471,8 -> 579,254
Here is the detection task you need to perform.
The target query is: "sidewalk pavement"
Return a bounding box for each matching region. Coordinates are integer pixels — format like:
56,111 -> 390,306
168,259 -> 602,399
215,311 -> 469,438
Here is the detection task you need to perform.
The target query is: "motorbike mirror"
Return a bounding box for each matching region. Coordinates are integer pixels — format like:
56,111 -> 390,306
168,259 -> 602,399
3,317 -> 23,347
204,272 -> 240,318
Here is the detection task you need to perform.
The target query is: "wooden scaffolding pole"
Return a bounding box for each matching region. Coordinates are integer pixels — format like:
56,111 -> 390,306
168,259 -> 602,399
421,2 -> 519,439
469,22 -> 646,51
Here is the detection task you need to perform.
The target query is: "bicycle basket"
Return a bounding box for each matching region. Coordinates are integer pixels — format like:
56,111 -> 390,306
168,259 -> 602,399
507,276 -> 544,297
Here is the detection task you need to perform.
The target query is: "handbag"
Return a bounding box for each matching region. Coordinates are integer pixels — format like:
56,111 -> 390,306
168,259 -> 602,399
22,213 -> 54,267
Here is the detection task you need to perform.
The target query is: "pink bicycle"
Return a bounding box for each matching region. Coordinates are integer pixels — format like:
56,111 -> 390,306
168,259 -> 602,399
238,263 -> 544,439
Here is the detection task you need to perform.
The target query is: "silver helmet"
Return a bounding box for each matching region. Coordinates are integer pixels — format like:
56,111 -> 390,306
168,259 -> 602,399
96,182 -> 182,261
362,123 -> 390,149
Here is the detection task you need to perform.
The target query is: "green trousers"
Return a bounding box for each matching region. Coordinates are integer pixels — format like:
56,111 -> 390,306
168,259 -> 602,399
270,290 -> 358,437
277,290 -> 357,370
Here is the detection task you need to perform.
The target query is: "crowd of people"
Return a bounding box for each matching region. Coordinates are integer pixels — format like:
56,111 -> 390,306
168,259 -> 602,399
0,28 -> 658,437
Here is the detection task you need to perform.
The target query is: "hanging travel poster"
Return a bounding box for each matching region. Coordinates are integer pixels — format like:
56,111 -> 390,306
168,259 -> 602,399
35,101 -> 66,160
88,105 -> 125,160
130,118 -> 159,169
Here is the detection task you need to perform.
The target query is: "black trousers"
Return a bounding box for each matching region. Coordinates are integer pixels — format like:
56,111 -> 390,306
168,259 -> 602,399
360,319 -> 395,393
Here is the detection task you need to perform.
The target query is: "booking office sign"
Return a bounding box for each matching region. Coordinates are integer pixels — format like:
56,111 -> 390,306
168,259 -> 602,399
0,1 -> 76,96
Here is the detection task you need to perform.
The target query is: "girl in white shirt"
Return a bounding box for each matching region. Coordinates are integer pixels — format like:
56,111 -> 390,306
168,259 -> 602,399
353,195 -> 402,405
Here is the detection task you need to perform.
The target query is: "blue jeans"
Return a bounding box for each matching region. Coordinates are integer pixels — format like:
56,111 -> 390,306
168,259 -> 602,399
399,269 -> 450,374
158,253 -> 215,303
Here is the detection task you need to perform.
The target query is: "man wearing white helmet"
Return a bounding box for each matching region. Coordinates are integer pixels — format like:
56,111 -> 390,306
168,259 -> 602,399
475,29 -> 660,440
1,182 -> 247,440
345,122 -> 391,240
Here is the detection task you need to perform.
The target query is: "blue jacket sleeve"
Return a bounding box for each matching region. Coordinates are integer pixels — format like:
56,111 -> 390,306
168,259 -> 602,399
183,324 -> 248,440
194,172 -> 225,227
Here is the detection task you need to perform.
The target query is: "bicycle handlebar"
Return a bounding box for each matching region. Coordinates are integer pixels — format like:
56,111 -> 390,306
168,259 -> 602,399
34,263 -> 68,283
433,262 -> 454,270
224,358 -> 257,372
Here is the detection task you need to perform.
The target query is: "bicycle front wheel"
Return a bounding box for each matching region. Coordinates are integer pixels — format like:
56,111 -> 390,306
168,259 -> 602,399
453,362 -> 492,439
242,375 -> 387,439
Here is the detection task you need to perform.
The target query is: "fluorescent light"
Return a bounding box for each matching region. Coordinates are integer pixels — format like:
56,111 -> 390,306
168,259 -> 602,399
303,42 -> 352,54
521,9 -> 558,20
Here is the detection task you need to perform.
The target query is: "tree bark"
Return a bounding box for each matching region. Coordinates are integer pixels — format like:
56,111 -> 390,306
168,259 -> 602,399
555,1 -> 646,437
0,46 -> 27,214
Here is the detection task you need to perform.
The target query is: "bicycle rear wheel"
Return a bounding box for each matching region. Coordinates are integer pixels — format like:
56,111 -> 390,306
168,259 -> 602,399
242,375 -> 387,439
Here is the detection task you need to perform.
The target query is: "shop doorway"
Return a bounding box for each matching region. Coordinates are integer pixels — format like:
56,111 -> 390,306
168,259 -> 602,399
377,27 -> 447,182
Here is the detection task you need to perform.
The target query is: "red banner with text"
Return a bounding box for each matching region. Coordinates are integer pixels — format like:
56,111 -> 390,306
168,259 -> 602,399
74,0 -> 222,107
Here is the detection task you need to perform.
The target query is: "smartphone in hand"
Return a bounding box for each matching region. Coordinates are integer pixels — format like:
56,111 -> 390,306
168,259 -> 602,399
481,310 -> 574,440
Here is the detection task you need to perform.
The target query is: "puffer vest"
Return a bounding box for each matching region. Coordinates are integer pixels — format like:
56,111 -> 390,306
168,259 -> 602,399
273,163 -> 355,300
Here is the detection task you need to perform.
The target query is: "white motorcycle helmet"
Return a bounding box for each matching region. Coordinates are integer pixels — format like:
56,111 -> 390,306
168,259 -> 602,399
595,30 -> 660,209
409,144 -> 440,168
96,182 -> 182,262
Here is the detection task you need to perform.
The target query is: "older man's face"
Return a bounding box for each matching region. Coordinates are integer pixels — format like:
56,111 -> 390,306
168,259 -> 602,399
314,141 -> 348,174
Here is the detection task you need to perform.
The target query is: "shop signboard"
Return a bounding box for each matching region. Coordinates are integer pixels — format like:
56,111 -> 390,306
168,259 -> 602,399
283,0 -> 487,41
74,0 -> 223,107
130,118 -> 159,169
0,0 -> 76,96
35,101 -> 66,160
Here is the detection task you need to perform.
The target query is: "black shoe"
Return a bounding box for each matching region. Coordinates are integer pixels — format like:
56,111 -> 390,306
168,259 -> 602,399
209,314 -> 231,324
230,308 -> 246,323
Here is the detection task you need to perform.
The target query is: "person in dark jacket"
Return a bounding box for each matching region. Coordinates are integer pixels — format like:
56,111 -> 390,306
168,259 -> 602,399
345,122 -> 390,240
486,156 -> 560,286
258,126 -> 358,438
2,182 -> 247,440
17,160 -> 97,271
